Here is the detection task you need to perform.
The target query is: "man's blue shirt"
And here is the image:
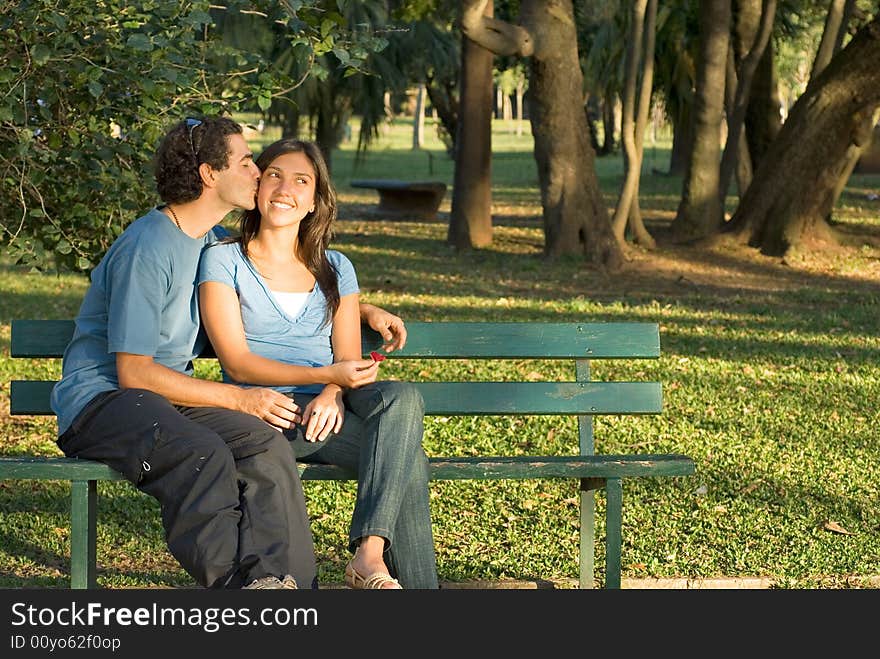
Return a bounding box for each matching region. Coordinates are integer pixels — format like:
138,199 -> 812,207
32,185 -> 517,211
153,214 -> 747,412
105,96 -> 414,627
51,208 -> 227,434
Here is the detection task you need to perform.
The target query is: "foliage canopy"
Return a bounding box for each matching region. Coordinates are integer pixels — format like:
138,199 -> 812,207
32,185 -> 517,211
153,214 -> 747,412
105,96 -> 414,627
0,0 -> 385,272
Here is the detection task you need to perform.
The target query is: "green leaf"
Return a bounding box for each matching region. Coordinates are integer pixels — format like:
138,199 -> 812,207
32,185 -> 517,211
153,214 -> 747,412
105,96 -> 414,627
126,34 -> 153,52
87,80 -> 104,98
188,10 -> 214,25
257,94 -> 272,111
31,44 -> 51,66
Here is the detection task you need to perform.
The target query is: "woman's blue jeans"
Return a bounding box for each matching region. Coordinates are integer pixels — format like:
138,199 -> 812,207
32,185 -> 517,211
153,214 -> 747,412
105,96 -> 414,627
284,381 -> 438,589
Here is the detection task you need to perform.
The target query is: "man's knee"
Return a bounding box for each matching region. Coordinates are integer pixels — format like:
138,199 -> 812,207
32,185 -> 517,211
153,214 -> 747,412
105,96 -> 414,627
239,429 -> 298,473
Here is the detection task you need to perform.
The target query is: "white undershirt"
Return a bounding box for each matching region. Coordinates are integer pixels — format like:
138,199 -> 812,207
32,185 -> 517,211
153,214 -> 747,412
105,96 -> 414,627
271,290 -> 310,318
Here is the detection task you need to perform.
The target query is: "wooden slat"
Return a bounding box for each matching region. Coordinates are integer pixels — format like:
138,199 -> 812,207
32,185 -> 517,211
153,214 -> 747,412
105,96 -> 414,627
452,453 -> 687,478
417,382 -> 661,415
13,320 -> 660,360
12,380 -> 662,416
0,456 -> 124,480
363,322 -> 660,359
0,454 -> 696,483
11,320 -> 76,357
10,381 -> 57,415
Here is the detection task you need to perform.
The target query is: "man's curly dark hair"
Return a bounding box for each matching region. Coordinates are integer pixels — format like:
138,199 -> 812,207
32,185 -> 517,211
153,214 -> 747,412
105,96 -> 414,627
154,116 -> 243,204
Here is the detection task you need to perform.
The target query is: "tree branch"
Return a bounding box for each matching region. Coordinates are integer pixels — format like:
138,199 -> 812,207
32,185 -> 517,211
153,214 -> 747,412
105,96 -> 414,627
460,0 -> 533,57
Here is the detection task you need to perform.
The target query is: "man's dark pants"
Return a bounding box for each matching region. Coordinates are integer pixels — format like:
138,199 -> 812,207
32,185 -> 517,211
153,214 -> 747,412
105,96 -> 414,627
58,388 -> 317,588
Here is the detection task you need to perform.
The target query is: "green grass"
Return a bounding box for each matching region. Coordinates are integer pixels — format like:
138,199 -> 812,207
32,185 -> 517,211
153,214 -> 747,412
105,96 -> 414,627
2,117 -> 879,589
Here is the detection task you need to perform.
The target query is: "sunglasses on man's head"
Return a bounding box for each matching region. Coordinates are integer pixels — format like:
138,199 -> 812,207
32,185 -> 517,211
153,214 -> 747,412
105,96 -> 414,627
185,118 -> 202,160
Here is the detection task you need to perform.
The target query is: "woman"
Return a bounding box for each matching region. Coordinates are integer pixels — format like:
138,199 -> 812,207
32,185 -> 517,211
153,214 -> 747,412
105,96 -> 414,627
197,138 -> 438,589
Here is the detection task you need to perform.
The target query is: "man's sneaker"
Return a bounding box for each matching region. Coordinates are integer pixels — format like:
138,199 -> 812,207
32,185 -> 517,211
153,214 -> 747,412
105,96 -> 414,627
243,575 -> 298,589
243,576 -> 285,589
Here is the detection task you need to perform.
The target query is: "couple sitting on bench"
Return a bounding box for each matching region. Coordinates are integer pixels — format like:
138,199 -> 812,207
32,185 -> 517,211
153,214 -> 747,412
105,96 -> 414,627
51,117 -> 437,590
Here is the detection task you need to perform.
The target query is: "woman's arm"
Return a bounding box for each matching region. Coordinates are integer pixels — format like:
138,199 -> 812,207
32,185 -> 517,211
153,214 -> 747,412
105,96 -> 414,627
302,292 -> 379,442
333,293 -> 366,362
199,281 -> 375,388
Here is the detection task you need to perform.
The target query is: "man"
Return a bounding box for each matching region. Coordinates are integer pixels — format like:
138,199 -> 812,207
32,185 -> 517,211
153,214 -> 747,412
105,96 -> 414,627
50,116 -> 406,590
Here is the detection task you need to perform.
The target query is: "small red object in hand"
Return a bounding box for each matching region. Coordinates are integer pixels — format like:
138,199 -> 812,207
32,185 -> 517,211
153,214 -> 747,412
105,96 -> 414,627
370,351 -> 386,362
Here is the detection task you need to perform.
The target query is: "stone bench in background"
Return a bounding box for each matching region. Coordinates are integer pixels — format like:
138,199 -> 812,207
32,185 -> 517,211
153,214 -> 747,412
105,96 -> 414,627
350,179 -> 447,221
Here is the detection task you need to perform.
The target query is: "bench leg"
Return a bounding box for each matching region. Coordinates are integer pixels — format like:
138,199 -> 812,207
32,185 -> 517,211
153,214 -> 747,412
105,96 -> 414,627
604,478 -> 623,589
578,479 -> 600,589
70,480 -> 98,589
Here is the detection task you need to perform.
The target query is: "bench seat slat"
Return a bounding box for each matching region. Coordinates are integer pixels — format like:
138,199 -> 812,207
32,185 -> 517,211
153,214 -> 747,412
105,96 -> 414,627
0,457 -> 124,480
12,380 -> 663,416
303,455 -> 695,480
13,320 -> 660,359
0,455 -> 695,482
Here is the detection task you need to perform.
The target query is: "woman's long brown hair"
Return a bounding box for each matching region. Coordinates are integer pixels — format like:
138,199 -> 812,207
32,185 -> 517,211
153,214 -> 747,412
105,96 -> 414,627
238,139 -> 339,326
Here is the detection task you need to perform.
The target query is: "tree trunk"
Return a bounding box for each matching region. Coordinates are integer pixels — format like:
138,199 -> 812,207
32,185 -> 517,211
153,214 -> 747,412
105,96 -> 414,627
833,0 -> 857,53
718,0 -> 776,204
601,88 -> 616,154
382,91 -> 393,136
670,0 -> 731,242
744,41 -> 782,171
723,14 -> 880,256
667,100 -> 693,175
808,0 -> 861,221
724,46 -> 755,198
425,73 -> 459,157
522,0 -> 622,268
626,0 -> 658,249
413,83 -> 426,150
515,81 -> 524,136
458,0 -> 621,268
448,0 -> 495,249
611,0 -> 657,249
612,0 -> 646,241
811,0 -> 851,80
315,86 -> 344,174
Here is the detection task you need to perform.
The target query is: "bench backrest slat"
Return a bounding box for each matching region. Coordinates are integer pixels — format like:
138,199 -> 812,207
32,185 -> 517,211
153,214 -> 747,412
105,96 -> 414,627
11,320 -> 663,417
13,320 -> 660,359
11,381 -> 662,416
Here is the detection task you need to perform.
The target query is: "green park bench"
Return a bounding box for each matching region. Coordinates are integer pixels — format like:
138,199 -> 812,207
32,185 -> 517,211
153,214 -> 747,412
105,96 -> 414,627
3,320 -> 694,589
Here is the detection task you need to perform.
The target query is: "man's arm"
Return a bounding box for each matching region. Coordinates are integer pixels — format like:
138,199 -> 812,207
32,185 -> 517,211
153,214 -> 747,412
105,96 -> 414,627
116,353 -> 302,429
359,302 -> 407,352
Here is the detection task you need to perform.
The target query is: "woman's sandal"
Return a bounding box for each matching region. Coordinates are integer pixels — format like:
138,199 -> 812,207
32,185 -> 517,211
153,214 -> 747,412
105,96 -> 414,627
344,560 -> 403,590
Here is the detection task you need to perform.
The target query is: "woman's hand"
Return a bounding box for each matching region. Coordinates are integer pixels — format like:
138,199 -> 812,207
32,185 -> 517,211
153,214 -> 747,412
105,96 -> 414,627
302,387 -> 345,442
360,303 -> 407,352
325,359 -> 379,388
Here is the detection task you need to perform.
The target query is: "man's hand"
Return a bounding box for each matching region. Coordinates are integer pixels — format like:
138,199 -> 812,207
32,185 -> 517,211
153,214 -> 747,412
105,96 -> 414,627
360,302 -> 407,352
237,387 -> 302,430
